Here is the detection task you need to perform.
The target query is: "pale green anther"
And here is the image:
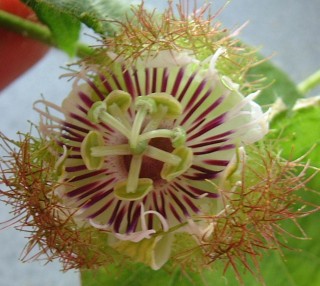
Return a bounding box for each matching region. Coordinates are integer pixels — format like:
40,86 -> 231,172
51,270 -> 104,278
81,131 -> 105,170
161,146 -> 193,181
114,178 -> 154,201
87,101 -> 106,123
135,96 -> 157,114
148,93 -> 182,119
104,90 -> 132,113
87,100 -> 130,138
131,97 -> 157,150
171,127 -> 186,148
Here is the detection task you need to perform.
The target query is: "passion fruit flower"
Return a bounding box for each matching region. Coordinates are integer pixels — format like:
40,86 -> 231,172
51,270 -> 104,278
33,48 -> 268,269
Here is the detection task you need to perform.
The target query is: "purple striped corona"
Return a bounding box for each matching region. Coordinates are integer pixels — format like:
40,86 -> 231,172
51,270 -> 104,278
35,49 -> 268,269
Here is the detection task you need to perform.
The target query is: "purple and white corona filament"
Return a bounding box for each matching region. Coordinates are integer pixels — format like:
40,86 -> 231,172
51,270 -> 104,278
35,50 -> 268,269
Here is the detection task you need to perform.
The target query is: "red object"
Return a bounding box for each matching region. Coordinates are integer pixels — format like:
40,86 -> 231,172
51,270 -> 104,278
0,0 -> 49,90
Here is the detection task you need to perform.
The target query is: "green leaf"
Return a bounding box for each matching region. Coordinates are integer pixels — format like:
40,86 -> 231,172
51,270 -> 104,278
22,0 -> 131,35
248,57 -> 303,108
269,104 -> 320,174
22,0 -> 80,56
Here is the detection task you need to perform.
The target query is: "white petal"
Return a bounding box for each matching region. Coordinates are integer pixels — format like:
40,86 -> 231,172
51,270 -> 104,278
241,101 -> 270,144
135,50 -> 199,68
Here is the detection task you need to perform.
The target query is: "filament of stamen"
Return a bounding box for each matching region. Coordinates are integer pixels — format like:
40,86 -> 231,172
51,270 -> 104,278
144,145 -> 181,166
130,108 -> 148,150
108,103 -> 131,129
99,112 -> 130,138
127,155 -> 143,193
91,144 -> 131,157
138,129 -> 173,141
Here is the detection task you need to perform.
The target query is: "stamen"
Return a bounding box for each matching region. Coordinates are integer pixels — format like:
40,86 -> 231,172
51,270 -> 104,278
88,101 -> 130,138
105,90 -> 132,128
144,145 -> 182,166
130,96 -> 157,150
161,146 -> 194,181
91,144 -> 131,157
139,127 -> 186,148
114,178 -> 153,201
81,131 -> 105,170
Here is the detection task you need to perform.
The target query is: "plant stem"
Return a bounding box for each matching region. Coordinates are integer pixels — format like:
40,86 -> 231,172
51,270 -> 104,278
0,10 -> 93,58
298,69 -> 320,95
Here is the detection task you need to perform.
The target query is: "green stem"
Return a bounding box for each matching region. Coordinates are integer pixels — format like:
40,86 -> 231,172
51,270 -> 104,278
298,69 -> 320,95
0,10 -> 93,58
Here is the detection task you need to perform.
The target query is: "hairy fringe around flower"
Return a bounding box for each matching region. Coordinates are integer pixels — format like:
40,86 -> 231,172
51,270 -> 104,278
0,130 -> 319,280
171,144 -> 319,284
0,131 -> 121,270
94,0 -> 265,92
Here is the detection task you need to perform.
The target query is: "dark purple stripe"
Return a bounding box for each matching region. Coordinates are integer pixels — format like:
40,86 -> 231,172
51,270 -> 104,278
161,68 -> 168,92
186,118 -> 205,135
145,68 -> 150,94
152,68 -> 157,93
122,67 -> 136,96
112,73 -> 122,90
189,138 -> 229,148
68,179 -> 114,200
182,195 -> 200,213
99,74 -> 113,93
184,173 -> 220,181
77,105 -> 89,116
133,69 -> 142,96
62,126 -> 85,139
181,88 -> 212,126
177,72 -> 196,102
190,165 -> 221,174
147,208 -> 153,230
169,190 -> 189,216
64,122 -> 90,134
193,144 -> 235,155
85,78 -> 105,100
187,113 -> 226,141
87,197 -> 115,219
189,186 -> 219,199
67,181 -> 100,198
67,154 -> 82,159
61,134 -> 83,142
195,95 -> 225,124
69,112 -> 97,129
65,164 -> 87,172
108,200 -> 122,226
183,79 -> 208,112
203,159 -> 229,166
204,130 -> 234,141
78,91 -> 94,108
114,205 -> 127,232
69,169 -> 108,183
127,204 -> 141,233
172,183 -> 200,200
171,68 -> 185,96
81,187 -> 113,208
169,203 -> 182,222
126,201 -> 135,232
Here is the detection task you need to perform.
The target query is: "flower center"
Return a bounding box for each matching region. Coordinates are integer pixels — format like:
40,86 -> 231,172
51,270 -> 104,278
81,90 -> 193,201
